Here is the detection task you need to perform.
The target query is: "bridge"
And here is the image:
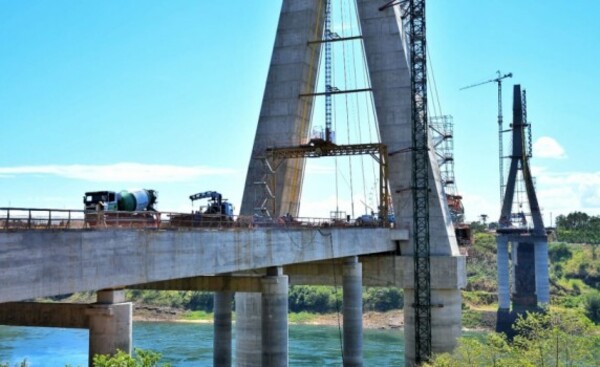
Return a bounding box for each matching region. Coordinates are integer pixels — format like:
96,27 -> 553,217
0,208 -> 462,367
0,1 -> 466,366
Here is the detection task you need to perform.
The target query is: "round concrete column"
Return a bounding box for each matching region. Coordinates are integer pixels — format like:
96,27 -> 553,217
235,292 -> 262,367
261,267 -> 289,367
496,237 -> 510,309
213,291 -> 233,367
403,289 -> 462,367
343,256 -> 363,367
88,290 -> 132,367
534,241 -> 550,305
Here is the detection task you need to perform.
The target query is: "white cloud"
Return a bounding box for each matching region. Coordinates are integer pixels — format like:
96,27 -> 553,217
530,167 -> 600,219
533,136 -> 566,159
0,163 -> 233,183
460,193 -> 499,222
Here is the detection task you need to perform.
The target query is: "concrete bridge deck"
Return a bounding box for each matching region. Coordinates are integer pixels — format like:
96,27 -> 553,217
0,207 -> 463,367
0,224 -> 406,303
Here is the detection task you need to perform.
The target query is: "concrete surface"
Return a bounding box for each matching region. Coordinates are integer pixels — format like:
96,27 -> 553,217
0,227 -> 394,303
239,0 -> 325,218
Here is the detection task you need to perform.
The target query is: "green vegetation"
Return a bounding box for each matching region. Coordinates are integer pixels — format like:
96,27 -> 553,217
125,290 -> 214,311
93,349 -> 170,367
288,285 -> 342,313
464,232 -> 497,294
124,286 -> 403,316
181,310 -> 212,321
556,211 -> 600,246
0,361 -> 28,367
461,309 -> 484,329
288,311 -> 319,323
288,285 -> 403,313
363,287 -> 404,311
586,291 -> 600,324
424,309 -> 600,366
461,213 -> 600,330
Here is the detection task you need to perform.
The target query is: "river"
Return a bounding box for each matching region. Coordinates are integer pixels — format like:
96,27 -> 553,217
0,322 -> 405,366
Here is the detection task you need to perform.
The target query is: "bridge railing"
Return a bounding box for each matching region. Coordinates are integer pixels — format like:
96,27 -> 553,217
0,208 -> 86,230
0,208 -> 393,231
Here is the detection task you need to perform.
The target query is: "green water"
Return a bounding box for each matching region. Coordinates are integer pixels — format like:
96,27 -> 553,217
0,322 -> 406,366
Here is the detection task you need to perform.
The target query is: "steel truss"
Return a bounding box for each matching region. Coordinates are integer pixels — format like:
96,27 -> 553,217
255,142 -> 389,222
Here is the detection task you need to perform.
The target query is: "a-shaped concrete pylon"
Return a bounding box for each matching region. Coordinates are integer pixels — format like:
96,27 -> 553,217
238,1 -> 465,366
496,85 -> 549,336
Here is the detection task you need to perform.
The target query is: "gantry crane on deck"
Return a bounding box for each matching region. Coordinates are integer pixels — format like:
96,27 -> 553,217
256,0 -> 391,225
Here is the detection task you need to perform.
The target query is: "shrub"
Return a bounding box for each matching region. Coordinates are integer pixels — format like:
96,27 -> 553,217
584,291 -> 600,324
93,348 -> 171,367
288,286 -> 340,314
549,242 -> 572,263
186,292 -> 214,312
363,287 -> 403,311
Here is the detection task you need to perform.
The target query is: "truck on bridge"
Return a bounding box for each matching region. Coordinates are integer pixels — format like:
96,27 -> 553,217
83,189 -> 158,228
170,191 -> 234,227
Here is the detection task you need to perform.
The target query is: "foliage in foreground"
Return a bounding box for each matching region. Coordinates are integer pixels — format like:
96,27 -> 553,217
93,348 -> 170,367
0,361 -> 28,367
425,309 -> 600,367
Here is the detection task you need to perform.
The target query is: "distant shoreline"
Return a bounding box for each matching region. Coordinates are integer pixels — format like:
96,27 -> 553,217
133,306 -> 493,332
133,306 -> 404,330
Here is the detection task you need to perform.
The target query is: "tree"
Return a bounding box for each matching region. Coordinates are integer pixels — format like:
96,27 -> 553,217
469,221 -> 487,234
424,310 -> 600,367
556,211 -> 590,230
512,310 -> 597,367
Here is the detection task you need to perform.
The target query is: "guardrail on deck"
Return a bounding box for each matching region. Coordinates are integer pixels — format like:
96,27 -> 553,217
0,207 -> 392,231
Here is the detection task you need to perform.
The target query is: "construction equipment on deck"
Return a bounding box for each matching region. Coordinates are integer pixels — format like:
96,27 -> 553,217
170,191 -> 234,227
83,189 -> 158,227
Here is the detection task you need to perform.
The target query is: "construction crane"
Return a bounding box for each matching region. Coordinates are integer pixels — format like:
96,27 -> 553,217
460,71 -> 513,204
324,0 -> 333,143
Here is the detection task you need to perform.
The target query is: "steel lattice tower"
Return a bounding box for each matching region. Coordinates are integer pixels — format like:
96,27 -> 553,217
408,0 -> 432,362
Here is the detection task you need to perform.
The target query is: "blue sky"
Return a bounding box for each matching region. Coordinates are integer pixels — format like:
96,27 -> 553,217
0,1 -> 598,224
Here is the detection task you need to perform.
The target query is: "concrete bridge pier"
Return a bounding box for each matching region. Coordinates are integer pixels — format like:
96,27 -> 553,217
87,290 -> 132,366
496,237 -> 512,332
235,293 -> 262,366
343,256 -> 363,367
213,291 -> 233,367
261,267 -> 289,367
534,241 -> 550,305
401,256 -> 465,367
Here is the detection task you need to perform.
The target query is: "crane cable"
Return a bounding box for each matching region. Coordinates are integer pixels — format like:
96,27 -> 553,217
338,0 -> 356,219
328,0 -> 341,217
426,46 -> 444,120
346,0 -> 370,215
353,1 -> 381,211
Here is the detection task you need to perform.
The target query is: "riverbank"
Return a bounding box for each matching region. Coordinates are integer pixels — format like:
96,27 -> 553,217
133,305 -> 404,329
133,305 -> 495,331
